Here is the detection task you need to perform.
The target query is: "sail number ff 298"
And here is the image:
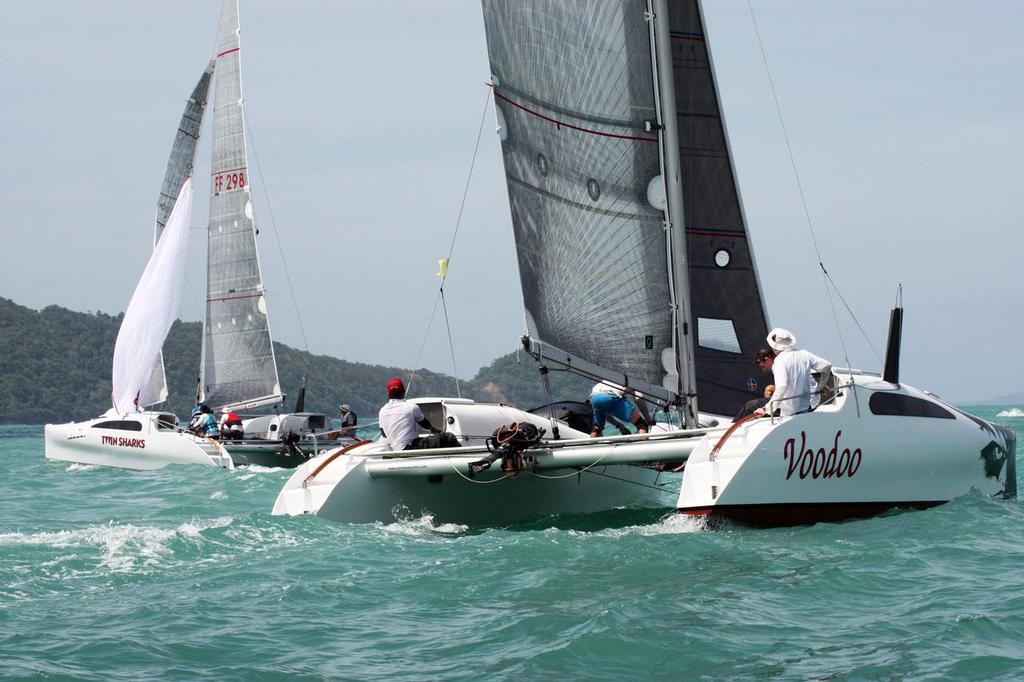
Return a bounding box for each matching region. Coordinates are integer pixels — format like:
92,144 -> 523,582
213,170 -> 245,193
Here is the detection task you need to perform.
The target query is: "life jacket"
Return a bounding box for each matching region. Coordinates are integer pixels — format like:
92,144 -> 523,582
200,413 -> 219,436
223,411 -> 242,427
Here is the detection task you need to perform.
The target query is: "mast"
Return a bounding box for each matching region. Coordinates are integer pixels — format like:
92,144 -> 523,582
650,0 -> 698,428
657,0 -> 771,418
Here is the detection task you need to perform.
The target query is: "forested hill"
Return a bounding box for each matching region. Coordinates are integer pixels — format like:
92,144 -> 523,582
0,298 -> 591,424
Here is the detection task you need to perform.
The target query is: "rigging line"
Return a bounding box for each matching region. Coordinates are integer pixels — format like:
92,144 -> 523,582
745,1 -> 861,371
408,87 -> 492,395
439,289 -> 461,398
242,109 -> 312,360
407,291 -> 443,396
441,87 -> 493,280
537,465 -> 677,494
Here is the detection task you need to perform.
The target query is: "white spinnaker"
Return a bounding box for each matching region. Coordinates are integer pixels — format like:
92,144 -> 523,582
111,178 -> 194,414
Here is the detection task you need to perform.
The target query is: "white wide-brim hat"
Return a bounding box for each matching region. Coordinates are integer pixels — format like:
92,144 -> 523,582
767,327 -> 797,351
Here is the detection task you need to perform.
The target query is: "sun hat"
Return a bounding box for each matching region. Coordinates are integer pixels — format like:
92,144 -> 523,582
766,328 -> 797,351
339,404 -> 351,412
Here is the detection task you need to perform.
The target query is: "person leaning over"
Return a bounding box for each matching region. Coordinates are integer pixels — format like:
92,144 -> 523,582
589,381 -> 649,437
753,328 -> 832,418
377,377 -> 460,451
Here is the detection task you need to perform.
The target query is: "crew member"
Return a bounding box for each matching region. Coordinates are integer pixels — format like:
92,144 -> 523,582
753,328 -> 832,418
219,409 -> 244,440
337,404 -> 358,438
589,381 -> 649,437
378,377 -> 459,450
190,404 -> 220,439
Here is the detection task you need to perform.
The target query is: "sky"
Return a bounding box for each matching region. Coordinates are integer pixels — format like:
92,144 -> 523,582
1,1 -> 1021,403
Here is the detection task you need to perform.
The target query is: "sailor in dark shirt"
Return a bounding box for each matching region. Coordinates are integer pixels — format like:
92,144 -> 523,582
734,384 -> 775,421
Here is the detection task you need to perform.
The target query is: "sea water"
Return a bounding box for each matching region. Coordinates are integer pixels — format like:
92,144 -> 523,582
2,407 -> 1022,680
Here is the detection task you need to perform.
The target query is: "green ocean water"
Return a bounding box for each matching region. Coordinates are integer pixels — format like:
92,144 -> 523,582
2,406 -> 1023,680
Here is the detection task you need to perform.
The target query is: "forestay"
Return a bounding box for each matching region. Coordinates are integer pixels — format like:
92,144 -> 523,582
200,0 -> 282,411
140,64 -> 214,408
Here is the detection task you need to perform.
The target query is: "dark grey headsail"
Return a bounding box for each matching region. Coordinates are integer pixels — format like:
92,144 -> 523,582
200,0 -> 283,411
481,0 -> 769,419
480,1 -> 684,405
665,0 -> 770,416
140,63 -> 214,408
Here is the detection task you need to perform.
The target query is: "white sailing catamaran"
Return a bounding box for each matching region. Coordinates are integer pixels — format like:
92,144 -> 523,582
272,0 -> 1015,526
44,0 -> 335,470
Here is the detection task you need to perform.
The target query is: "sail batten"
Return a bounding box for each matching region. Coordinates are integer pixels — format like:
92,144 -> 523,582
200,0 -> 282,410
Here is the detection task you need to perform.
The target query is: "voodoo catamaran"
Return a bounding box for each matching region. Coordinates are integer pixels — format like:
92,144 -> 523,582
271,0 -> 1015,525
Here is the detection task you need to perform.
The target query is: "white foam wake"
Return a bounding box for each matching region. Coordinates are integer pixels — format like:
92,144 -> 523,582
996,408 -> 1024,418
0,517 -> 234,571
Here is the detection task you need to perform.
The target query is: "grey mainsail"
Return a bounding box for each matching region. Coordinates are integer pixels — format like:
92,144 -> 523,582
199,0 -> 282,410
481,0 -> 769,419
481,1 -> 681,405
140,63 -> 214,408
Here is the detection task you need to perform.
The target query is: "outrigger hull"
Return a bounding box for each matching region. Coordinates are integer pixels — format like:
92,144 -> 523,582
271,399 -> 700,525
677,374 -> 1017,527
274,452 -> 679,526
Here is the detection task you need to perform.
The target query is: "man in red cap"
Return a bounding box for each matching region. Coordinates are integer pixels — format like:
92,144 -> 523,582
378,377 -> 460,451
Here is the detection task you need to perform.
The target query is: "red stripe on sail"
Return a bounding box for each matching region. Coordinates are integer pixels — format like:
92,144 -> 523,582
207,292 -> 262,303
493,90 -> 658,143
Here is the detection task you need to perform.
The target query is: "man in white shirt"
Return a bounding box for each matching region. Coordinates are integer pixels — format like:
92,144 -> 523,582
753,328 -> 832,418
378,377 -> 459,451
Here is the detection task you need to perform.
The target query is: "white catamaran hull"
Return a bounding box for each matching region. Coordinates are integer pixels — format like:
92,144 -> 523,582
677,374 -> 1017,526
270,378 -> 1016,527
44,411 -> 232,470
271,399 -> 693,525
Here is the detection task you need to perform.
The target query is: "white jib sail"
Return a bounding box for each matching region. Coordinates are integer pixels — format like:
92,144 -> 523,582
111,178 -> 194,414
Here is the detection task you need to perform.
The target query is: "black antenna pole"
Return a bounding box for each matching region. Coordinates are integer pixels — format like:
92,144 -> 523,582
293,376 -> 307,413
883,284 -> 903,384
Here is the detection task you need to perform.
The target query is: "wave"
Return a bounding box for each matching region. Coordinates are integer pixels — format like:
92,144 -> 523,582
0,517 -> 234,572
996,408 -> 1024,418
381,511 -> 469,536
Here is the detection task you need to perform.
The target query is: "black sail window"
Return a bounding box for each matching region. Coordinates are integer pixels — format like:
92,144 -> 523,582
92,420 -> 144,431
868,393 -> 956,420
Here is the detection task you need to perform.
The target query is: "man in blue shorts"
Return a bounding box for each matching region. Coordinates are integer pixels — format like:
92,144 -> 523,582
589,381 -> 649,437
